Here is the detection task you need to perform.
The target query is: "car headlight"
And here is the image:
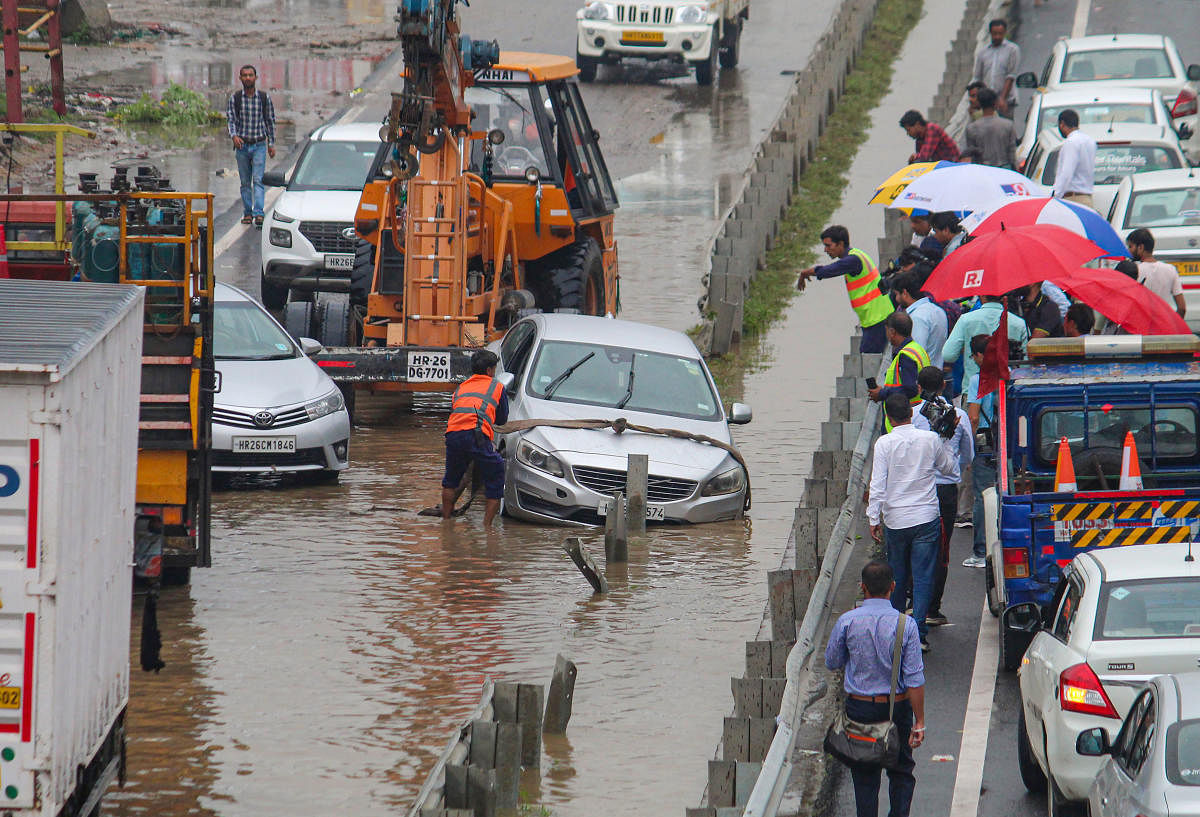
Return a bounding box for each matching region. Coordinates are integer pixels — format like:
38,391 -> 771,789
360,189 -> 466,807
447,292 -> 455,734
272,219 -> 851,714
304,389 -> 345,420
701,466 -> 746,496
272,210 -> 296,224
269,227 -> 292,247
677,4 -> 706,23
582,2 -> 614,20
516,439 -> 564,477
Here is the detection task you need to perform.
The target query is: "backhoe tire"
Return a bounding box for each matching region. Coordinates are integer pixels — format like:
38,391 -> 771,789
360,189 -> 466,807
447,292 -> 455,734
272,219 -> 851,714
284,300 -> 322,343
260,268 -> 288,311
577,50 -> 598,83
350,238 -> 374,306
528,238 -> 605,315
718,19 -> 741,69
694,26 -> 718,85
316,294 -> 356,348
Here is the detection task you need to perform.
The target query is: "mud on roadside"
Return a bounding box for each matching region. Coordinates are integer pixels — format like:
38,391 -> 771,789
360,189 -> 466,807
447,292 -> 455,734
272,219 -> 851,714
6,0 -> 399,192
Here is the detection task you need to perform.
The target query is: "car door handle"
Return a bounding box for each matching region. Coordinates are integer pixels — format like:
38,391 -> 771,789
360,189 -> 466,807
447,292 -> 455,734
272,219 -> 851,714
1100,797 -> 1108,806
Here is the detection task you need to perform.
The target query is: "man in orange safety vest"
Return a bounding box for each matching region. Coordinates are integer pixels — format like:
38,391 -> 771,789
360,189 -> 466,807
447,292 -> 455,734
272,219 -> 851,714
442,350 -> 508,527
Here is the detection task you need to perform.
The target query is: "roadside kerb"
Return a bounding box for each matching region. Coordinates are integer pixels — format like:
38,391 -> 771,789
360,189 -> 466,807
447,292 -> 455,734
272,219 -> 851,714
704,0 -> 880,356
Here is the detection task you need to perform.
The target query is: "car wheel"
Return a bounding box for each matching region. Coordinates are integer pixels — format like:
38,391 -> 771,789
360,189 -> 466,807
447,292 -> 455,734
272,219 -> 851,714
718,19 -> 741,69
283,299 -> 322,342
986,556 -> 1002,618
577,49 -> 598,83
694,26 -> 718,86
1018,709 -> 1047,793
260,268 -> 288,311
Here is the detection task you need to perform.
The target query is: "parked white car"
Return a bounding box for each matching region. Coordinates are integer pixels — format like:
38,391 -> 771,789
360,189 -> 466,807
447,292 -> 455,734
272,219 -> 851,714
259,122 -> 386,309
212,283 -> 351,483
1021,122 -> 1188,216
1015,542 -> 1200,815
1016,86 -> 1189,172
1106,168 -> 1200,330
1016,34 -> 1200,155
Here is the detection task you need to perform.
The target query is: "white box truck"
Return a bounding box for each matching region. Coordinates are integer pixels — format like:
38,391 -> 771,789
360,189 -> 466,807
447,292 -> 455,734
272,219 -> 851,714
575,0 -> 750,85
0,278 -> 144,816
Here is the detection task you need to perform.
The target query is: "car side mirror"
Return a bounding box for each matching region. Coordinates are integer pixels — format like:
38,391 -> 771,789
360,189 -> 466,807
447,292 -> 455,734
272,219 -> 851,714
1005,601 -> 1043,634
498,371 -> 516,390
1015,72 -> 1038,89
1075,727 -> 1111,757
262,170 -> 288,187
299,337 -> 323,356
1188,64 -> 1200,82
727,403 -> 753,424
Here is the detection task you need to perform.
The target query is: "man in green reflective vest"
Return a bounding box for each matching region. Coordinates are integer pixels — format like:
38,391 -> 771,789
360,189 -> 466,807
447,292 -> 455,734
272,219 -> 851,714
870,312 -> 931,432
796,225 -> 893,353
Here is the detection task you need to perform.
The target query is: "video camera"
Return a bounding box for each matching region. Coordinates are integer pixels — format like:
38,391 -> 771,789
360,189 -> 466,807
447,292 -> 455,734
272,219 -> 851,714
880,247 -> 936,295
919,391 -> 959,440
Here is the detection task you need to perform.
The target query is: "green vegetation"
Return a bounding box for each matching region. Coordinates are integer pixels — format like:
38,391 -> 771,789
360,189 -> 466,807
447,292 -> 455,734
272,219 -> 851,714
699,0 -> 923,391
111,83 -> 223,128
64,22 -> 97,45
518,791 -> 553,816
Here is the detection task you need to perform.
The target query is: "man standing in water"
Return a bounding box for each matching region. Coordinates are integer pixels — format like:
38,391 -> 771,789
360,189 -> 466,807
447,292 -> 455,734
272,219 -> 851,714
226,65 -> 276,227
442,350 -> 508,527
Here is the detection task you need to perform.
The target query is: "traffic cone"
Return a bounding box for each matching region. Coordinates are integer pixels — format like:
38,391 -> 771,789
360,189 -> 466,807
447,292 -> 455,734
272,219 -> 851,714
1054,437 -> 1077,492
1120,431 -> 1143,490
0,225 -> 8,279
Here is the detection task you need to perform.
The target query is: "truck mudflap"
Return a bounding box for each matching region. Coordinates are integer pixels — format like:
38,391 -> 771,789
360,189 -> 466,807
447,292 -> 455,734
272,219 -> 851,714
314,346 -> 476,385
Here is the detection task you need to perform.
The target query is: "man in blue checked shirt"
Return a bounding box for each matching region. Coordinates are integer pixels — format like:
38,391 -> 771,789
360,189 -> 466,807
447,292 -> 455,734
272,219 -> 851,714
826,560 -> 926,817
227,65 -> 276,227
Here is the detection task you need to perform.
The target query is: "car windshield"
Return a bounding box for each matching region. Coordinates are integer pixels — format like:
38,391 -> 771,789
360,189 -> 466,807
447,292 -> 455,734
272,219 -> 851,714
525,340 -> 720,420
465,85 -> 552,179
1167,719 -> 1200,786
1095,577 -> 1200,639
289,141 -> 380,191
1035,405 -> 1199,464
1125,187 -> 1200,228
1061,48 -> 1173,83
215,301 -> 298,360
1039,103 -> 1155,132
1041,144 -> 1182,186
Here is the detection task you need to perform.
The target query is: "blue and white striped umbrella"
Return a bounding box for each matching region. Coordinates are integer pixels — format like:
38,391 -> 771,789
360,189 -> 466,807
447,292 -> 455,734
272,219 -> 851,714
961,196 -> 1130,259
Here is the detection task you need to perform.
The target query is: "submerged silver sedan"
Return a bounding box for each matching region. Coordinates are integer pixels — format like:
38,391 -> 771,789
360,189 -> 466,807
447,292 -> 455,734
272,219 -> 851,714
492,314 -> 751,526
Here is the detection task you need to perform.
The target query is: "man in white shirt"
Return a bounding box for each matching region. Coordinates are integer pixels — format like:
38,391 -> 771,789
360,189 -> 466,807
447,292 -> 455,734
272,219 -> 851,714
1052,109 -> 1097,208
1127,227 -> 1186,317
911,367 -> 973,629
893,271 -> 948,368
868,393 -> 958,649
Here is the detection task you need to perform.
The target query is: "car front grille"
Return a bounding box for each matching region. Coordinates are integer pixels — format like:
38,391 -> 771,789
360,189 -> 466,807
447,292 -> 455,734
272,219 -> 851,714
299,221 -> 355,254
615,4 -> 674,23
213,405 -> 311,430
572,465 -> 697,502
212,447 -> 328,468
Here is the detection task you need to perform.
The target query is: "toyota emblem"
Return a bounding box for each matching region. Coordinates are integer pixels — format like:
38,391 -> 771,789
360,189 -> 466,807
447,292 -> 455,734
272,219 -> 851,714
253,411 -> 276,428
341,226 -> 357,240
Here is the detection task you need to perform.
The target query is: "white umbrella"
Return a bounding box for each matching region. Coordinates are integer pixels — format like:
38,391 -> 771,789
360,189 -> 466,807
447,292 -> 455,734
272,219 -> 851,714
887,164 -> 1049,213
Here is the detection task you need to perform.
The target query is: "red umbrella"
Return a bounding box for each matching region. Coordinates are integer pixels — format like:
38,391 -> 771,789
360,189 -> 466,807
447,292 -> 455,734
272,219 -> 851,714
923,224 -> 1108,301
1052,267 -> 1191,335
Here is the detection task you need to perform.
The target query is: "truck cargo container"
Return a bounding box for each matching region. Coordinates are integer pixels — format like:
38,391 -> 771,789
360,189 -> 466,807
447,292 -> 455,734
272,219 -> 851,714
0,278 -> 143,816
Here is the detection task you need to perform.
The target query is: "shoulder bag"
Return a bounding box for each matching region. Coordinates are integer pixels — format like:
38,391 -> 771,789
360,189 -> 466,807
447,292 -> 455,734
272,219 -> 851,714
823,613 -> 906,769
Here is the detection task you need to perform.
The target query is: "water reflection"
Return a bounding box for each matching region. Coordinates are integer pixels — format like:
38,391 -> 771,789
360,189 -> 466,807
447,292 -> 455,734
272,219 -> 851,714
186,0 -> 388,25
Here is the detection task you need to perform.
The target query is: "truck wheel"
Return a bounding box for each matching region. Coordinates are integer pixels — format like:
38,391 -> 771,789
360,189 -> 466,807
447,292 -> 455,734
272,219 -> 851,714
260,267 -> 288,311
985,556 -> 1002,618
718,19 -> 742,69
284,300 -> 322,342
694,26 -> 718,85
1074,446 -> 1154,490
316,294 -> 356,348
350,238 -> 374,306
162,566 -> 191,586
1018,709 -> 1047,793
577,50 -> 598,83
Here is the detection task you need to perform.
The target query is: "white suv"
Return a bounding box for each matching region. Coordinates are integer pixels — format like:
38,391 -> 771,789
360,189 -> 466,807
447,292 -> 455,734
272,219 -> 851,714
259,122 -> 385,309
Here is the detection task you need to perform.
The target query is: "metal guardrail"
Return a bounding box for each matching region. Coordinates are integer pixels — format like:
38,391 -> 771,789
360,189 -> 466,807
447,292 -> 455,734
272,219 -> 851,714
741,351 -> 890,817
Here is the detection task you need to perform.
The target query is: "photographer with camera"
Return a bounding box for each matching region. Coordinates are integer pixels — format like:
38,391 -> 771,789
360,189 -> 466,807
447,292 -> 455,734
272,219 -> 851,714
911,366 -> 973,627
964,335 -> 998,568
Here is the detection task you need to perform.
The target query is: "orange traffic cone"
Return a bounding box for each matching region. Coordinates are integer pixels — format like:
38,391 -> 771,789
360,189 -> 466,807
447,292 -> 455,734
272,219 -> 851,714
1054,437 -> 1077,492
1120,431 -> 1143,490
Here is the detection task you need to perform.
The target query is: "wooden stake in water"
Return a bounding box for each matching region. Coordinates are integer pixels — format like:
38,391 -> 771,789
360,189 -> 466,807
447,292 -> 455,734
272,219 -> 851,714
626,453 -> 648,536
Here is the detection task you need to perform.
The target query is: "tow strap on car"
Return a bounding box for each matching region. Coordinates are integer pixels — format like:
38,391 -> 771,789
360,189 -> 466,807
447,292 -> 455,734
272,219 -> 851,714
493,416 -> 752,512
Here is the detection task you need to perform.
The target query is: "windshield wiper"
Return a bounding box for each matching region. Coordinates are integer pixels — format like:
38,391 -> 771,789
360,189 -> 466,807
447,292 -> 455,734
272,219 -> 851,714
543,352 -> 595,400
615,353 -> 636,409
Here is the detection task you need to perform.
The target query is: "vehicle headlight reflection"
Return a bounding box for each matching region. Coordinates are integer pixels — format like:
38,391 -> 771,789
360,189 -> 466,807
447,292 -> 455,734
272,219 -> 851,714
677,4 -> 706,23
304,389 -> 345,420
516,439 -> 565,477
701,466 -> 745,496
582,2 -> 615,20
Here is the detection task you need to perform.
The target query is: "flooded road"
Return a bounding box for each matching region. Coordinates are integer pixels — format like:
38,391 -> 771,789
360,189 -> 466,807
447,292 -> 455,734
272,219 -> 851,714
92,0 -> 853,813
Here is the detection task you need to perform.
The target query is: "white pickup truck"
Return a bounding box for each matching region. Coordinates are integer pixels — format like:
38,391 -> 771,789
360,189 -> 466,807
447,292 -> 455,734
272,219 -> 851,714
576,0 -> 749,86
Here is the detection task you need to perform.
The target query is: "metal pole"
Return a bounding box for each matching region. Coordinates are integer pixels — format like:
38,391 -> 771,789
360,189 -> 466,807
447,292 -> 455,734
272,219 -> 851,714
626,453 -> 648,535
3,1 -> 24,123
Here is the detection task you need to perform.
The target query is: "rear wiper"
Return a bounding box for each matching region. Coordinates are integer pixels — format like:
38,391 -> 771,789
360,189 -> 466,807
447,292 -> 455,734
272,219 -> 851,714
615,354 -> 636,409
543,352 -> 595,400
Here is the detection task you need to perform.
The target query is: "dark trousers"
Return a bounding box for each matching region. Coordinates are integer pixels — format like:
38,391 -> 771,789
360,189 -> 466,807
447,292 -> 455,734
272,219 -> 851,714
846,697 -> 916,817
861,321 -> 888,354
928,483 -> 957,615
885,517 -> 940,642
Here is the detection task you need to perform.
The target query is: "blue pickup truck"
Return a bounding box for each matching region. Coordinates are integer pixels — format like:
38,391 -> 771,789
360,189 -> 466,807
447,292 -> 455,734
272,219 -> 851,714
983,334 -> 1200,670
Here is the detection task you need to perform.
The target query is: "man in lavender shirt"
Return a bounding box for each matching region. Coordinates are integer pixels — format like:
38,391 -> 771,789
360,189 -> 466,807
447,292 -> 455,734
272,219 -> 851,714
826,561 -> 927,817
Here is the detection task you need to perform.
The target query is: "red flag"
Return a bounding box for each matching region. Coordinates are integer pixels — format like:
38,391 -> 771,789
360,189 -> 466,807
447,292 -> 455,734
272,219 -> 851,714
977,306 -> 1010,398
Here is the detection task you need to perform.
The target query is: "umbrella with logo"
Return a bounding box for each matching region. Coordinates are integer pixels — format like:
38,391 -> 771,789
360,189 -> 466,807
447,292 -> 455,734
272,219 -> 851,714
886,163 -> 1049,214
960,197 -> 1130,259
867,161 -> 959,206
922,224 -> 1109,301
1053,266 -> 1191,335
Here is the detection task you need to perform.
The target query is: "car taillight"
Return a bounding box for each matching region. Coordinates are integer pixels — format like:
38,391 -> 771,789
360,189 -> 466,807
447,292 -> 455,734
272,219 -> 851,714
1172,88 -> 1198,118
1060,663 -> 1119,718
1002,547 -> 1029,579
